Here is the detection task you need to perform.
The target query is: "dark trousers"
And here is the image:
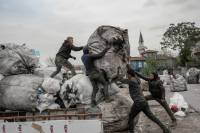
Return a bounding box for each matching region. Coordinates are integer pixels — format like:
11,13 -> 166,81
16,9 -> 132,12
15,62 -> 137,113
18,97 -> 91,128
145,95 -> 176,122
128,102 -> 168,132
88,70 -> 109,104
50,56 -> 76,78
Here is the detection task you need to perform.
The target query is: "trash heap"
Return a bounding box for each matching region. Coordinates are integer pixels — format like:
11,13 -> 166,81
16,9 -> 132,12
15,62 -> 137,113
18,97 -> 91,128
186,67 -> 200,84
160,70 -> 187,92
0,26 -> 133,132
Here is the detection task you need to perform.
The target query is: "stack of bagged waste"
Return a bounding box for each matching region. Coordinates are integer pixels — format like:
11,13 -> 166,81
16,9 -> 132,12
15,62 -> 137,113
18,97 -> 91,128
186,67 -> 200,84
60,74 -> 135,132
0,26 -> 133,131
0,43 -> 61,112
0,75 -> 61,112
170,74 -> 188,92
0,43 -> 39,75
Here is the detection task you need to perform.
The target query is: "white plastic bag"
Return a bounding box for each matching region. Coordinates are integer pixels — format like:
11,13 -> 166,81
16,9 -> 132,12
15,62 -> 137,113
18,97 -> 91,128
169,92 -> 189,112
42,77 -> 60,95
36,93 -> 60,112
174,111 -> 186,117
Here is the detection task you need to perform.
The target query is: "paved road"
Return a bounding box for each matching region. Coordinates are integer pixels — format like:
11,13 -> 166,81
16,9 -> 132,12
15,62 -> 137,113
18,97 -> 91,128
179,84 -> 200,113
138,84 -> 200,133
147,84 -> 200,112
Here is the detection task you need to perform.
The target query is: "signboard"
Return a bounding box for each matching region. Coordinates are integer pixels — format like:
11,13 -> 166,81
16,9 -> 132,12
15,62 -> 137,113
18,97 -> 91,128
0,120 -> 103,133
31,49 -> 40,57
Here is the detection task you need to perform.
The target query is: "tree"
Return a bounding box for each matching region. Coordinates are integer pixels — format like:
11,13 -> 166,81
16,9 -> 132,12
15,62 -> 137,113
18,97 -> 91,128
142,58 -> 158,76
160,22 -> 200,66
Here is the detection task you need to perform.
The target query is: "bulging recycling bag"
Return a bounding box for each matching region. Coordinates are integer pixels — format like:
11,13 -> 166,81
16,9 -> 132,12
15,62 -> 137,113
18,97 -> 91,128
0,43 -> 39,76
0,74 -> 43,111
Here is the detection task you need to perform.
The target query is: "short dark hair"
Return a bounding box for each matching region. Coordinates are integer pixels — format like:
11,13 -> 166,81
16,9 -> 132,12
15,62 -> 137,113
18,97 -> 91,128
127,69 -> 135,77
0,45 -> 5,50
151,72 -> 159,80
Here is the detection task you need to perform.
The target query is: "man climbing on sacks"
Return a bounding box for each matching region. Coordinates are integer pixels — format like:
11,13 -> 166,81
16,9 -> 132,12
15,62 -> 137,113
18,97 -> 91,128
81,45 -> 111,107
50,36 -> 83,78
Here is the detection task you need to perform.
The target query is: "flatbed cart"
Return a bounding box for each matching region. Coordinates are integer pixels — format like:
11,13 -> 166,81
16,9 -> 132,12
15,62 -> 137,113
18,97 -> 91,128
0,108 -> 108,133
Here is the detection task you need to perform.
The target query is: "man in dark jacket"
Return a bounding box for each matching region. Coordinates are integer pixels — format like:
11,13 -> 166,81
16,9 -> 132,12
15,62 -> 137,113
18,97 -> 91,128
118,69 -> 170,133
50,37 -> 83,78
135,71 -> 177,126
81,46 -> 111,106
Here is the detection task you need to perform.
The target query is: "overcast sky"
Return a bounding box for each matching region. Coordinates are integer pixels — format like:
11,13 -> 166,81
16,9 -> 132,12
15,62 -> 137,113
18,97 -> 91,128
0,0 -> 200,65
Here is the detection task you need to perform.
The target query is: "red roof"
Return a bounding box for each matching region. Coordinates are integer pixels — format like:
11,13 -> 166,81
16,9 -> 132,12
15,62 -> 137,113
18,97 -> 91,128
129,56 -> 145,61
142,49 -> 158,54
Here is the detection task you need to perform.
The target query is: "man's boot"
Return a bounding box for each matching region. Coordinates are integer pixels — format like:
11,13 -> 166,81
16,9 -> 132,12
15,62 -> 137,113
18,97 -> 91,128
170,120 -> 177,127
91,100 -> 97,107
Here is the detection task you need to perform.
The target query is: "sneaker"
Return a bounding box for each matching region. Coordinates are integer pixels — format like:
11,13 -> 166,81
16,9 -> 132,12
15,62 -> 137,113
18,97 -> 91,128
91,101 -> 97,107
163,128 -> 171,133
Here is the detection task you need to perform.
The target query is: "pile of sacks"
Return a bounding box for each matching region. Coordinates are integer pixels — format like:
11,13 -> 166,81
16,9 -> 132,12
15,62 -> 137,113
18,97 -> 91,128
160,70 -> 187,92
0,26 -> 133,132
60,74 -> 134,132
0,75 -> 61,112
186,67 -> 200,84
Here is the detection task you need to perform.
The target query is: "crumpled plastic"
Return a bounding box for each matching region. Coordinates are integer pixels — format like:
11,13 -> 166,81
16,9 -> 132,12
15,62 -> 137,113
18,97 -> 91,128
36,88 -> 60,113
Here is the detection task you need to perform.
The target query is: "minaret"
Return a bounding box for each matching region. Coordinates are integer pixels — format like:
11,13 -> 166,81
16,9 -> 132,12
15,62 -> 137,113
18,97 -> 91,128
138,32 -> 147,55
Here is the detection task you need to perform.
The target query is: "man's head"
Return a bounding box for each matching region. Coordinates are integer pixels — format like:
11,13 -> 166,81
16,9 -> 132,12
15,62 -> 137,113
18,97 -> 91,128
0,45 -> 5,50
149,72 -> 158,80
66,36 -> 73,45
127,69 -> 135,79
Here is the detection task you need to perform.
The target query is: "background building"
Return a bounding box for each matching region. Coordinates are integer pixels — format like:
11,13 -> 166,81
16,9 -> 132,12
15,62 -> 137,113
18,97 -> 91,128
130,32 -> 177,72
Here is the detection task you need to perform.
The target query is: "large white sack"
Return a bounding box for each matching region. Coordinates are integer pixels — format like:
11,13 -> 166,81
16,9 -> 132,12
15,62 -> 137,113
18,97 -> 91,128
170,74 -> 187,92
186,67 -> 200,84
87,25 -> 130,80
60,74 -> 120,108
0,43 -> 39,75
42,77 -> 60,95
0,74 -> 43,111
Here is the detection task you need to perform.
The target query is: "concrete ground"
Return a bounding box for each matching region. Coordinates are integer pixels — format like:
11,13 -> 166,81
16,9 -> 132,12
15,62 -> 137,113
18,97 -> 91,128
135,84 -> 200,133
